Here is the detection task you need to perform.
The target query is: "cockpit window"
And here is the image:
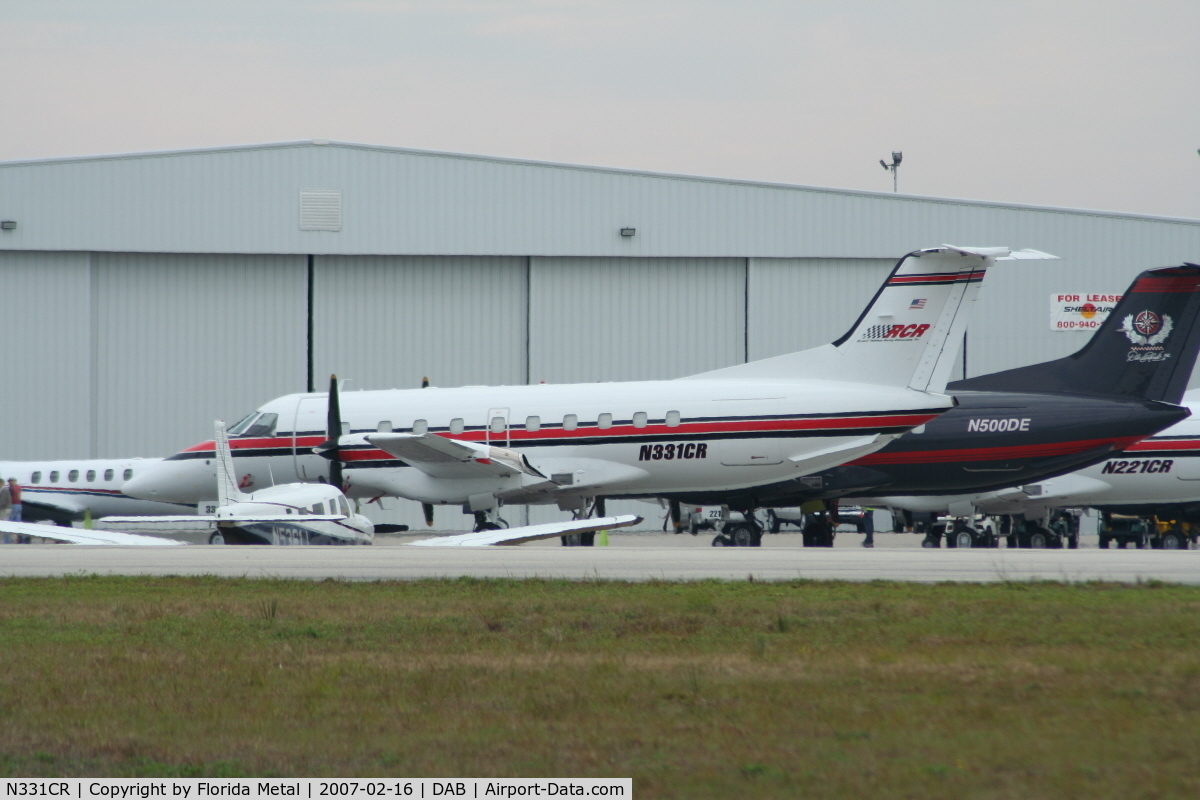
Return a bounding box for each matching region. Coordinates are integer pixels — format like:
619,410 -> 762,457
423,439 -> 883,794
242,413 -> 278,438
227,412 -> 259,436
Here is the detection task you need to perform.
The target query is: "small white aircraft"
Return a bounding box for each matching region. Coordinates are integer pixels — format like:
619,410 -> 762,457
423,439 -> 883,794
0,421 -> 642,546
125,246 -> 1054,533
0,457 -> 193,525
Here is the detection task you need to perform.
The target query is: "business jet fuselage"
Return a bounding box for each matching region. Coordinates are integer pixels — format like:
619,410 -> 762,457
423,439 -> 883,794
0,457 -> 194,523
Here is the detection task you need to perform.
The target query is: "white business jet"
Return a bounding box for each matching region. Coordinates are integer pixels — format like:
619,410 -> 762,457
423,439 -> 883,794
0,421 -> 643,546
0,457 -> 193,524
125,246 -> 1053,534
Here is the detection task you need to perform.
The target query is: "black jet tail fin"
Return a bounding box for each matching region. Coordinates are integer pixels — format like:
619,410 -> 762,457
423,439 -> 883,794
951,264 -> 1200,404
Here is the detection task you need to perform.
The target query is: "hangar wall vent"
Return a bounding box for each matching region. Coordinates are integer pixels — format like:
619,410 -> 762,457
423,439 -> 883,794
299,189 -> 342,231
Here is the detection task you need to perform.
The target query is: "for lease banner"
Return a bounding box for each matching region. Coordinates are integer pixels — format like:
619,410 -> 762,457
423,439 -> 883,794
1050,292 -> 1121,331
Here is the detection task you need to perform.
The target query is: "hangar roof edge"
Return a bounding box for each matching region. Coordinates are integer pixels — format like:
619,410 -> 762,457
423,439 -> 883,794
1,138 -> 1197,227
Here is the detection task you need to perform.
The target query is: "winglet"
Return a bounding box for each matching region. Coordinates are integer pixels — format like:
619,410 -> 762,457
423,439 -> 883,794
214,420 -> 246,507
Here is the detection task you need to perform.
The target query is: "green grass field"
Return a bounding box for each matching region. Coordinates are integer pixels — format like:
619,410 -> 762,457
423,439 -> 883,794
2,576 -> 1199,798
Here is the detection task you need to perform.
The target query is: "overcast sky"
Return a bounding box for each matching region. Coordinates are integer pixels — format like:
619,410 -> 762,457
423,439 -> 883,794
3,0 -> 1197,218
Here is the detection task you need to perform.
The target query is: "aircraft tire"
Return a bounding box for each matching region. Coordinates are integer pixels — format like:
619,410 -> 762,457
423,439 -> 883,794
580,532 -> 595,547
921,536 -> 938,548
208,531 -> 226,545
1006,535 -> 1018,548
953,530 -> 974,549
711,533 -> 732,547
1028,531 -> 1048,549
1067,533 -> 1080,549
1099,534 -> 1110,549
766,511 -> 781,534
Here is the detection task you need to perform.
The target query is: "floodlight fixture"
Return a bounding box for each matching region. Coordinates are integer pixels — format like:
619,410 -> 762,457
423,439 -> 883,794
880,151 -> 903,192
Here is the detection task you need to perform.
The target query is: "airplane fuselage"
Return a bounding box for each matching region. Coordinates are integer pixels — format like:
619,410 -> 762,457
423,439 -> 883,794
0,458 -> 195,523
656,390 -> 1189,508
126,378 -> 952,508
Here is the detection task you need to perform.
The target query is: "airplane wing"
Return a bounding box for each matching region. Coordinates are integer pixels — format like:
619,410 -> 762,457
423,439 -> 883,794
408,514 -> 642,546
365,433 -> 545,480
786,435 -> 887,475
22,496 -> 87,517
0,520 -> 187,546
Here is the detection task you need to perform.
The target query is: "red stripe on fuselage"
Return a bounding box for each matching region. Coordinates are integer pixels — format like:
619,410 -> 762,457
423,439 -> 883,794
1126,438 -> 1200,452
178,412 -> 941,458
848,436 -> 1141,466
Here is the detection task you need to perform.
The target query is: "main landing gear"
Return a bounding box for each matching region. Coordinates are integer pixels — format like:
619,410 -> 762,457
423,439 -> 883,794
561,497 -> 605,546
472,509 -> 508,533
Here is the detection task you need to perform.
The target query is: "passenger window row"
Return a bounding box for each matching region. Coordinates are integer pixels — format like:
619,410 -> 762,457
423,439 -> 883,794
373,412 -> 684,435
29,468 -> 134,485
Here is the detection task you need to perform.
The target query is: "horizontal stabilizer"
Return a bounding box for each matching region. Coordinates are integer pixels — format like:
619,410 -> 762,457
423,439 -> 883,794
408,514 -> 642,547
0,520 -> 187,546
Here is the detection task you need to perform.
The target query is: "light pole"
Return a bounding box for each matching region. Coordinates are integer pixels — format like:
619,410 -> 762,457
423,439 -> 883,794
880,151 -> 902,192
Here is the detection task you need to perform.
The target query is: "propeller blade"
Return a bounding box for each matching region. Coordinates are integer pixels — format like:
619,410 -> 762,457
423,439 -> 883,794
327,374 -> 343,489
423,503 -> 435,527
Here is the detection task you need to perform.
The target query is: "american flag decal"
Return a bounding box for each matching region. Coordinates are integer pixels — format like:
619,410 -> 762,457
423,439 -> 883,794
910,298 -> 927,309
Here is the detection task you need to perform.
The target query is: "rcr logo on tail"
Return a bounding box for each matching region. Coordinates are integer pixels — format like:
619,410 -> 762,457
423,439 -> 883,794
858,323 -> 931,342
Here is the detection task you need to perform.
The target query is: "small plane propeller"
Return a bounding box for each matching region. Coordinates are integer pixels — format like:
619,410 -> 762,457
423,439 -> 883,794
422,503 -> 435,527
313,374 -> 344,489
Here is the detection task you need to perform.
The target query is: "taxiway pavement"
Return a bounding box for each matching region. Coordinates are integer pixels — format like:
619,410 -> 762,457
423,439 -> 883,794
2,532 -> 1198,583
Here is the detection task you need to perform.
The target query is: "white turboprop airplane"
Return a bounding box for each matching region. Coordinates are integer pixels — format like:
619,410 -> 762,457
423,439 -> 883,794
124,246 -> 1054,534
0,457 -> 194,524
0,421 -> 642,546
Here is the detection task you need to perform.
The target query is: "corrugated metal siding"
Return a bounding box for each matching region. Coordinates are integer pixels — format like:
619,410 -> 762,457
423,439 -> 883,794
747,258 -> 897,360
92,253 -> 307,456
312,255 -> 527,391
1,142 -> 1197,258
0,251 -> 93,459
529,257 -> 744,383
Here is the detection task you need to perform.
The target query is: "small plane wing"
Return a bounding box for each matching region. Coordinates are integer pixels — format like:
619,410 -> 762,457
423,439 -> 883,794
365,433 -> 544,480
22,496 -> 87,517
408,514 -> 642,547
0,520 -> 187,546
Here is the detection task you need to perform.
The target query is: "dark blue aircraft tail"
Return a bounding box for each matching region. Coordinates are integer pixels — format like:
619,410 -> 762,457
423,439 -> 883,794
951,264 -> 1200,404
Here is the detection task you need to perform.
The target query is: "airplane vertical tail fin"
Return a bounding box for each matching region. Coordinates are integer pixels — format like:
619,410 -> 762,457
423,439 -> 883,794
688,246 -> 1056,394
951,264 -> 1200,403
214,421 -> 246,508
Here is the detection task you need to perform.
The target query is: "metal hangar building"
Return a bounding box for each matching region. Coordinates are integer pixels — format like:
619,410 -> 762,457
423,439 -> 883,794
2,140 -> 1199,528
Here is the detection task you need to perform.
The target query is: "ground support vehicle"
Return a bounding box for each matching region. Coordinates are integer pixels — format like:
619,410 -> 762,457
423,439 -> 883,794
918,512 -> 1080,549
920,515 -> 1003,549
1098,511 -> 1198,550
674,506 -> 765,547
